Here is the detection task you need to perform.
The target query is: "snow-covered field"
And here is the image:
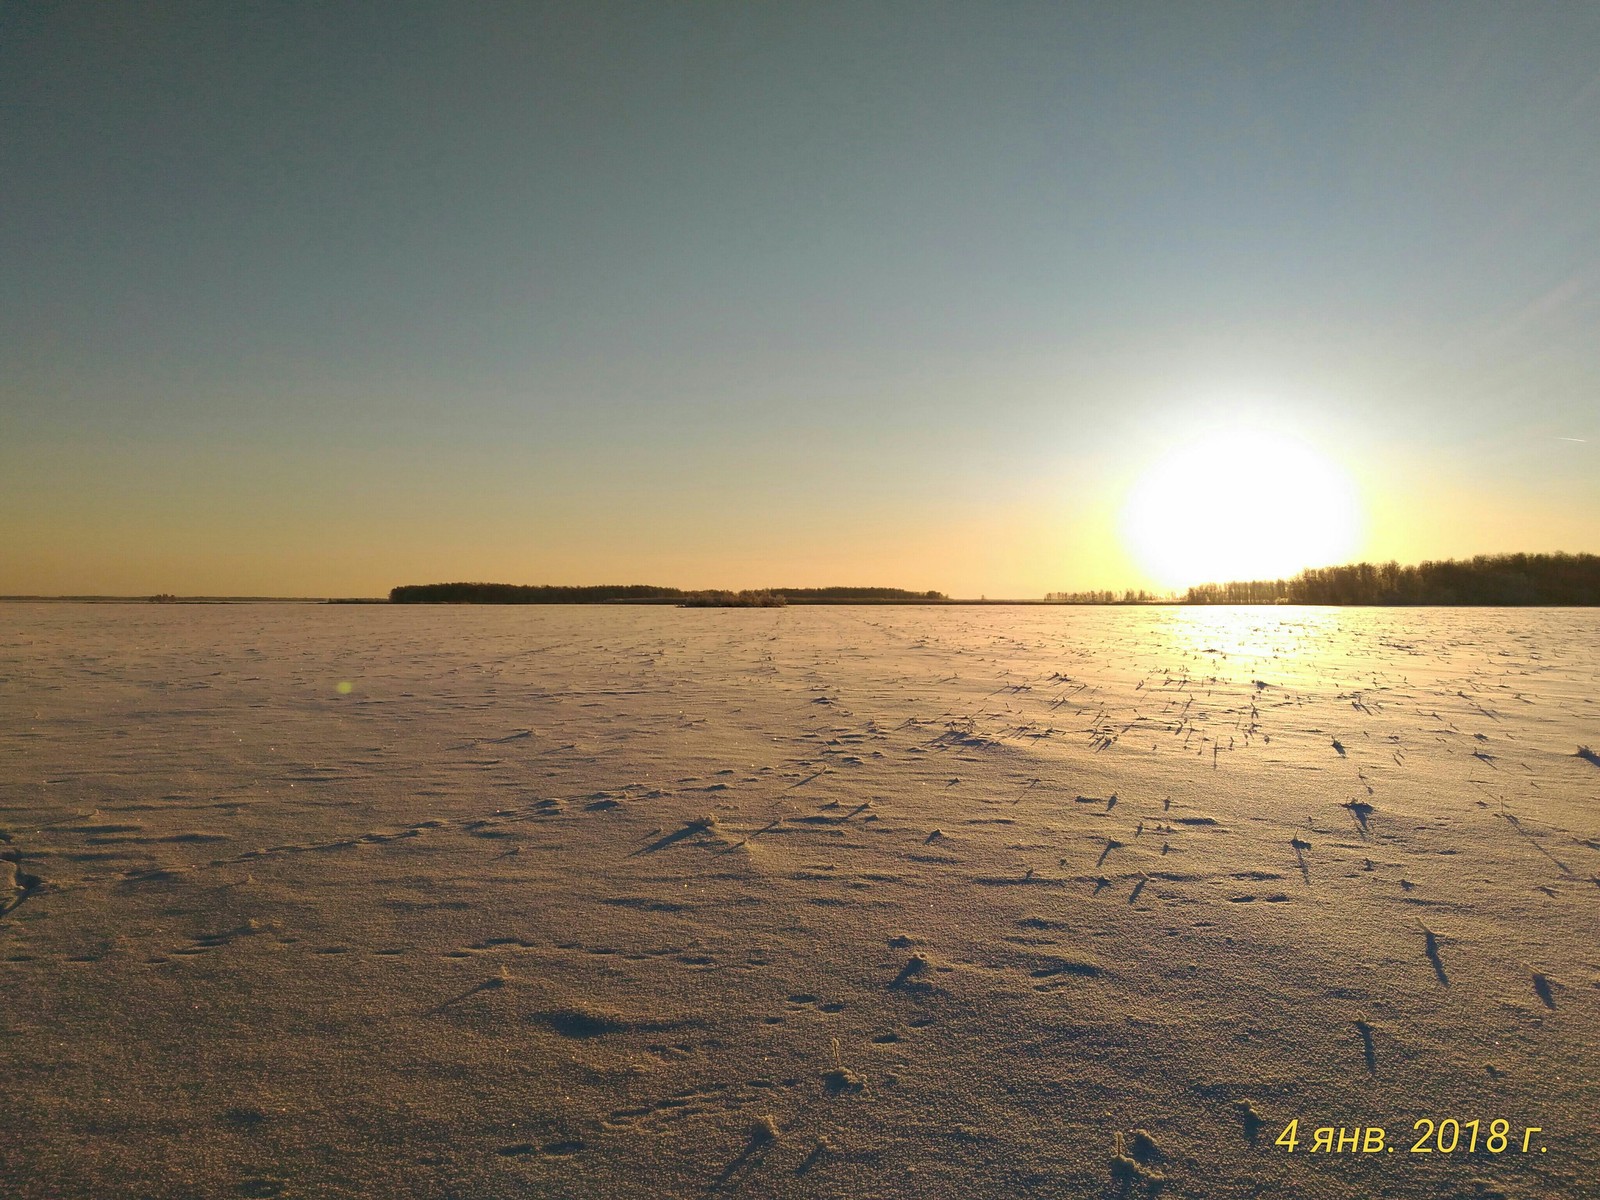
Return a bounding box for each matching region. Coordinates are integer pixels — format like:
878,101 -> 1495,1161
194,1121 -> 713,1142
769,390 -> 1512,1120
3,602 -> 1596,1198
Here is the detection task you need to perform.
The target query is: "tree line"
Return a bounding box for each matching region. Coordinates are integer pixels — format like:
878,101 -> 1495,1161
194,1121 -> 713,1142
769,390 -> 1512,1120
1045,589 -> 1163,604
1182,553 -> 1600,606
389,583 -> 947,604
678,590 -> 788,607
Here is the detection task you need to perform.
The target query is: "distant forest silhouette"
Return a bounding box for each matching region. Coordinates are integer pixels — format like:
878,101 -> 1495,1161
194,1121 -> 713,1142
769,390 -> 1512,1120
678,590 -> 787,607
388,583 -> 947,605
1182,553 -> 1600,606
387,555 -> 1599,607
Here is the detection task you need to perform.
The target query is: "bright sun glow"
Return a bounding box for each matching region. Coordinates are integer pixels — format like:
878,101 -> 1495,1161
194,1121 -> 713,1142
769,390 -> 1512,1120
1121,429 -> 1362,591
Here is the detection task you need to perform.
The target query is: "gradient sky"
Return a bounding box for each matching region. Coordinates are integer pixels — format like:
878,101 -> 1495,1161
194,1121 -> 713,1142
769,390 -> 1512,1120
4,2 -> 1597,597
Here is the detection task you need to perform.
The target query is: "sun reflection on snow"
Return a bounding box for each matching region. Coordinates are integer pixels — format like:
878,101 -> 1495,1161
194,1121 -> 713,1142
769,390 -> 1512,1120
1151,604 -> 1344,666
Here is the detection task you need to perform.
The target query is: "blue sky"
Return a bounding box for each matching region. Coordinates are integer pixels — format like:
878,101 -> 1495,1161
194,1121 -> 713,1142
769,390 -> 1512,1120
4,2 -> 1597,595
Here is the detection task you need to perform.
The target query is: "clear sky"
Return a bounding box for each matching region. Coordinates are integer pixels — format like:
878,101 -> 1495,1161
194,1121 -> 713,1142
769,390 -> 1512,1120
4,2 -> 1597,597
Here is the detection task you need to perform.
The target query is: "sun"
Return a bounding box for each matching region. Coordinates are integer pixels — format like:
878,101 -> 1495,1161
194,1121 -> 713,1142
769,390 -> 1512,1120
1121,429 -> 1362,591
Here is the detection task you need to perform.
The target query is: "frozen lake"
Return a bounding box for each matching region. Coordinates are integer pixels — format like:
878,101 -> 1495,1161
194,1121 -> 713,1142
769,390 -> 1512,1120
3,602 -> 1597,1198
